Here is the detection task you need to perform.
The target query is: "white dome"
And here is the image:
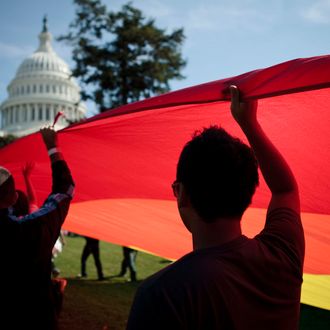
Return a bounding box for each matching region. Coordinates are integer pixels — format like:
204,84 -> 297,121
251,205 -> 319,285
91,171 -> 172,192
0,18 -> 87,137
16,50 -> 71,78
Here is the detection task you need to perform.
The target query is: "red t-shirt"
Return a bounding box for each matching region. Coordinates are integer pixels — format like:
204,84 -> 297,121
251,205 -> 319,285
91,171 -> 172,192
127,208 -> 305,330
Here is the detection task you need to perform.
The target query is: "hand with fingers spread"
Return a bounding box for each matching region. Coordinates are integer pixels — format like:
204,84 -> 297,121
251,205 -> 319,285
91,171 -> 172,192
22,162 -> 35,179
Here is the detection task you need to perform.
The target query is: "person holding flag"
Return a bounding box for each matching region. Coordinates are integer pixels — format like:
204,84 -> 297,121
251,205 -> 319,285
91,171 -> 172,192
127,86 -> 304,329
0,126 -> 74,329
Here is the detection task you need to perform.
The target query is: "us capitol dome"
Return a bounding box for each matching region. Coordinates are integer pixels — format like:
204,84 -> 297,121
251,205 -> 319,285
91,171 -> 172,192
0,17 -> 87,137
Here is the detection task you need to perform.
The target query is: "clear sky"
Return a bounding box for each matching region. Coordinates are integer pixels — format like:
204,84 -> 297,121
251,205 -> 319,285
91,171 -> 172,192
0,0 -> 329,116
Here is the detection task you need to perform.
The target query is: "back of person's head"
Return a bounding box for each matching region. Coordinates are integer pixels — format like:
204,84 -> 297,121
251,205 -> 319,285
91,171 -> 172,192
0,166 -> 17,209
12,190 -> 29,216
176,126 -> 259,222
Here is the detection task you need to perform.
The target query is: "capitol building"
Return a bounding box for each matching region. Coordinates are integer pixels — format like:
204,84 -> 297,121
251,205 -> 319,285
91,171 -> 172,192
0,18 -> 87,137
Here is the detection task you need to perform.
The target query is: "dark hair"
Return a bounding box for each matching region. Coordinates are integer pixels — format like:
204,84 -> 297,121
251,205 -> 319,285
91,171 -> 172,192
176,126 -> 259,222
12,190 -> 29,216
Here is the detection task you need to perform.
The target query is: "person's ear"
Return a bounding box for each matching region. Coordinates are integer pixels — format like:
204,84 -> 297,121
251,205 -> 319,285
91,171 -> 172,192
177,183 -> 190,208
177,183 -> 194,233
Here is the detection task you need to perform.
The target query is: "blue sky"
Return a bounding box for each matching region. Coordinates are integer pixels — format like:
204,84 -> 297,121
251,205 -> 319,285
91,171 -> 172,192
0,0 -> 329,116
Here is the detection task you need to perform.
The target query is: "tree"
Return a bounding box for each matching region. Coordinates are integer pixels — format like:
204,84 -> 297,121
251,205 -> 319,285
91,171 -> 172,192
58,0 -> 186,111
0,134 -> 17,148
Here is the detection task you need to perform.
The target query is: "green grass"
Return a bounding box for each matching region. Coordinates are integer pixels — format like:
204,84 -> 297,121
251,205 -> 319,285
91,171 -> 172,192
56,236 -> 170,329
56,236 -> 330,330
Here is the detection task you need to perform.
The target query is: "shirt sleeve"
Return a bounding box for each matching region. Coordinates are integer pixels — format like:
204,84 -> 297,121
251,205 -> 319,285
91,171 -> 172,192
51,159 -> 75,197
256,208 -> 305,272
8,160 -> 74,244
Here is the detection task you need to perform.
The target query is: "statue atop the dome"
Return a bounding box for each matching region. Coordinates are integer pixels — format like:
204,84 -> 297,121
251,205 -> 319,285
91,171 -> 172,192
42,15 -> 48,33
37,15 -> 53,53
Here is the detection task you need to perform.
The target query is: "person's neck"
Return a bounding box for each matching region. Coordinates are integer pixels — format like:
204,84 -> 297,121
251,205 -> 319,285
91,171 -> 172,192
191,216 -> 242,250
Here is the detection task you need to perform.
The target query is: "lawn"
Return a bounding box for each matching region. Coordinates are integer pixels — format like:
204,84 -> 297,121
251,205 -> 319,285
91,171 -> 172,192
56,236 -> 330,330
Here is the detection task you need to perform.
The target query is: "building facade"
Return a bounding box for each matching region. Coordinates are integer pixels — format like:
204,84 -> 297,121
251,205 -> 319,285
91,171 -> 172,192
0,18 -> 86,137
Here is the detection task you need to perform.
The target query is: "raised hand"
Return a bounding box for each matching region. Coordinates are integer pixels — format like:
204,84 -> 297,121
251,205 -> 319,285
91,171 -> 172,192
40,126 -> 58,150
22,162 -> 35,178
229,85 -> 258,127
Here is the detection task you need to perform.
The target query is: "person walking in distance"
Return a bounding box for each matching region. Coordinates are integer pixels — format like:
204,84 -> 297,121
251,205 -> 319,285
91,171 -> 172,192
118,247 -> 138,282
78,236 -> 105,280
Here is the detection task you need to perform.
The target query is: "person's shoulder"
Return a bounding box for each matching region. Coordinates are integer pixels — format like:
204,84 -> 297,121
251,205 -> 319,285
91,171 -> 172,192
140,237 -> 252,294
256,207 -> 304,269
258,206 -> 303,242
266,207 -> 301,223
139,247 -> 230,293
139,252 -> 199,291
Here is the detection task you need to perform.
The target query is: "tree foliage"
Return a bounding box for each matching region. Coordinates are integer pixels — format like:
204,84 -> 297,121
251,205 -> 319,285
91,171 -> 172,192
58,0 -> 186,111
0,134 -> 17,148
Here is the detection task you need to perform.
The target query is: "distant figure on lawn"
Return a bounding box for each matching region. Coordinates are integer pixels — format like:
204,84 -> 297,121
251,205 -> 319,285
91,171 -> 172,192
126,86 -> 304,330
0,127 -> 74,330
78,236 -> 104,280
118,246 -> 138,282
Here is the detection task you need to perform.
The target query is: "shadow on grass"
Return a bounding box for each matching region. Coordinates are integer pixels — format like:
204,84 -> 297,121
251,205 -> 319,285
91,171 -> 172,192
60,278 -> 140,330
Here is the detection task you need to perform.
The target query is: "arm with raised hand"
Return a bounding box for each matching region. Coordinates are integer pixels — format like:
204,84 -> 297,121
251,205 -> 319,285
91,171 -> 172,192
229,85 -> 300,214
40,127 -> 74,196
22,162 -> 38,212
40,126 -> 64,164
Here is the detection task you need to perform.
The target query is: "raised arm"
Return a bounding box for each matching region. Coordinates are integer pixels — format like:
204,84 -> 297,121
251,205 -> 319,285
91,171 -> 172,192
229,86 -> 300,214
40,127 -> 64,164
40,127 -> 74,196
22,162 -> 38,212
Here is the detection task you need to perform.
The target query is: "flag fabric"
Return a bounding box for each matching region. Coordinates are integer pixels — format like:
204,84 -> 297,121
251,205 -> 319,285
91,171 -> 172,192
1,55 -> 329,310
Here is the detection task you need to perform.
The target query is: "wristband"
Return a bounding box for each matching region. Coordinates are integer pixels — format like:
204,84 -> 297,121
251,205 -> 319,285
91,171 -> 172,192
48,147 -> 60,156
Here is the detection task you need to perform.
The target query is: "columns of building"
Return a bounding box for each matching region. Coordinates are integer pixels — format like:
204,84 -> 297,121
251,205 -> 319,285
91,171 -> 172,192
1,101 -> 84,131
